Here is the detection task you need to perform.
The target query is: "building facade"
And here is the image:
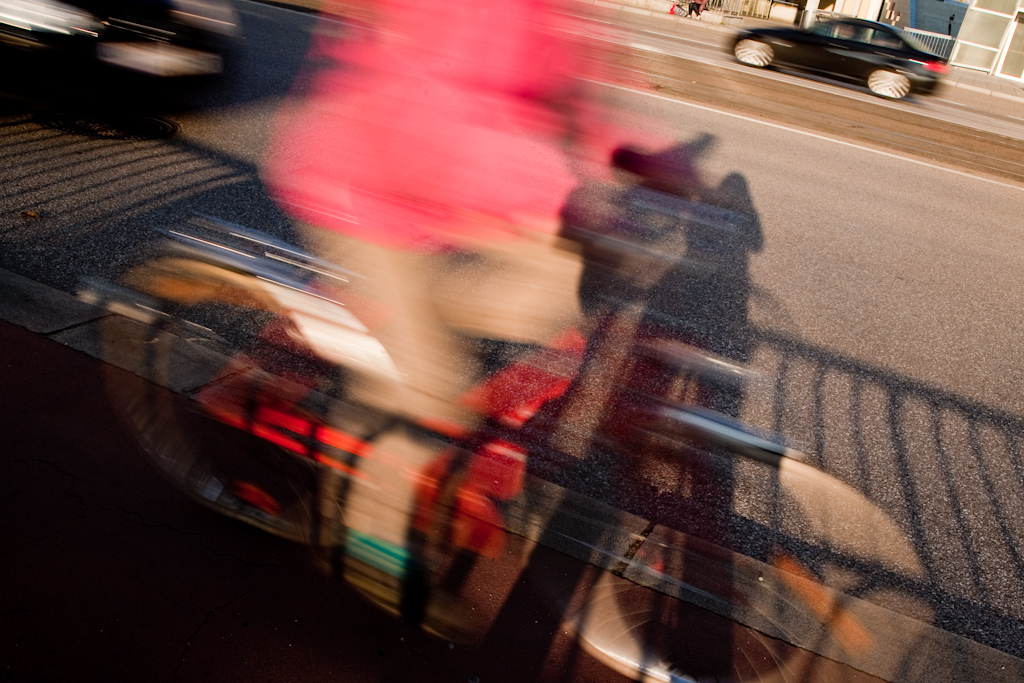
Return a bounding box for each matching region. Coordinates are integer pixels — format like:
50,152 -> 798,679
949,0 -> 1024,80
799,0 -> 967,35
912,0 -> 968,35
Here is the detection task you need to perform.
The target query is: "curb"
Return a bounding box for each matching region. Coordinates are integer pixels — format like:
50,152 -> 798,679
3,265 -> 1023,682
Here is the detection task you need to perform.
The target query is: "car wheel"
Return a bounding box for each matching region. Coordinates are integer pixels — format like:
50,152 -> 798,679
734,39 -> 774,67
867,69 -> 911,99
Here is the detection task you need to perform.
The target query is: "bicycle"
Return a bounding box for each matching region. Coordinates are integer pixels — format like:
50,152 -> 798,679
82,156 -> 925,678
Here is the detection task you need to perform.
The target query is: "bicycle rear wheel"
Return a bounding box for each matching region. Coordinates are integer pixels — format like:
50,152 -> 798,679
102,299 -> 337,542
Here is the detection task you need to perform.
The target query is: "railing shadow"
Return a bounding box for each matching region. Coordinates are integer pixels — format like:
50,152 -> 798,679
742,326 -> 1024,658
0,110 -> 297,294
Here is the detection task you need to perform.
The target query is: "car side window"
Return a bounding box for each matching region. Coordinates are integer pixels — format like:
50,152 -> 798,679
844,25 -> 872,43
816,21 -> 861,41
831,23 -> 853,39
811,20 -> 841,37
868,30 -> 903,49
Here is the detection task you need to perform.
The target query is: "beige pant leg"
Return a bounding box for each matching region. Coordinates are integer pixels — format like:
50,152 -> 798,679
433,235 -> 585,344
296,225 -> 586,610
296,225 -> 478,428
296,226 -> 472,605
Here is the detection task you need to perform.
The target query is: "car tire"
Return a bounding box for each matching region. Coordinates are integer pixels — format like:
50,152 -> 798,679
734,39 -> 774,67
867,69 -> 911,99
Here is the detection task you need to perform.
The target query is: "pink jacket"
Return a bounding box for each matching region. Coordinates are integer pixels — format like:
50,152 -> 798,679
263,0 -> 618,250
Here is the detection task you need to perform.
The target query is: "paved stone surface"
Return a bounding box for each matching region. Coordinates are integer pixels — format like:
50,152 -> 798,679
0,268 -> 105,335
50,314 -> 232,395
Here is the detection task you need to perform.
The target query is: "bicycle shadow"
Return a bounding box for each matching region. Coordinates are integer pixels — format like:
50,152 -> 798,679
478,135 -> 777,681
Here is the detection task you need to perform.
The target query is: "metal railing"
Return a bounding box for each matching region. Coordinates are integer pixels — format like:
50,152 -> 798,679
705,0 -> 738,15
707,0 -> 798,21
901,27 -> 955,59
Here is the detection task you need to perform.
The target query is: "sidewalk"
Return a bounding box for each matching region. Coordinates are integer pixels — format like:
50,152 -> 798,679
942,65 -> 1024,102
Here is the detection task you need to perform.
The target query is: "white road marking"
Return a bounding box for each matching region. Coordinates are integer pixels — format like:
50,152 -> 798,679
600,81 -> 1024,193
634,29 -> 721,47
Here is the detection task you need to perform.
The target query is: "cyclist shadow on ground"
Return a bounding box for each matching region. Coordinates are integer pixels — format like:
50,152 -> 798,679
476,135 -> 774,682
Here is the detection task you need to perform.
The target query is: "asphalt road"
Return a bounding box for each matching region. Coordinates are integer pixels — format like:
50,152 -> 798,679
3,0 -> 1024,677
578,81 -> 1024,661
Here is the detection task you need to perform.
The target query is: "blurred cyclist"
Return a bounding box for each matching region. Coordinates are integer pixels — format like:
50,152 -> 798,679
261,0 -> 655,633
262,0 -> 625,434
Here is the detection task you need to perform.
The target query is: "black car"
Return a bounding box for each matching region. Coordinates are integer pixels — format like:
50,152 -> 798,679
0,0 -> 238,79
730,16 -> 947,99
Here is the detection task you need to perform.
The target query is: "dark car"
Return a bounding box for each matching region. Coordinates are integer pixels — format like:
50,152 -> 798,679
0,0 -> 238,80
730,16 -> 947,99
